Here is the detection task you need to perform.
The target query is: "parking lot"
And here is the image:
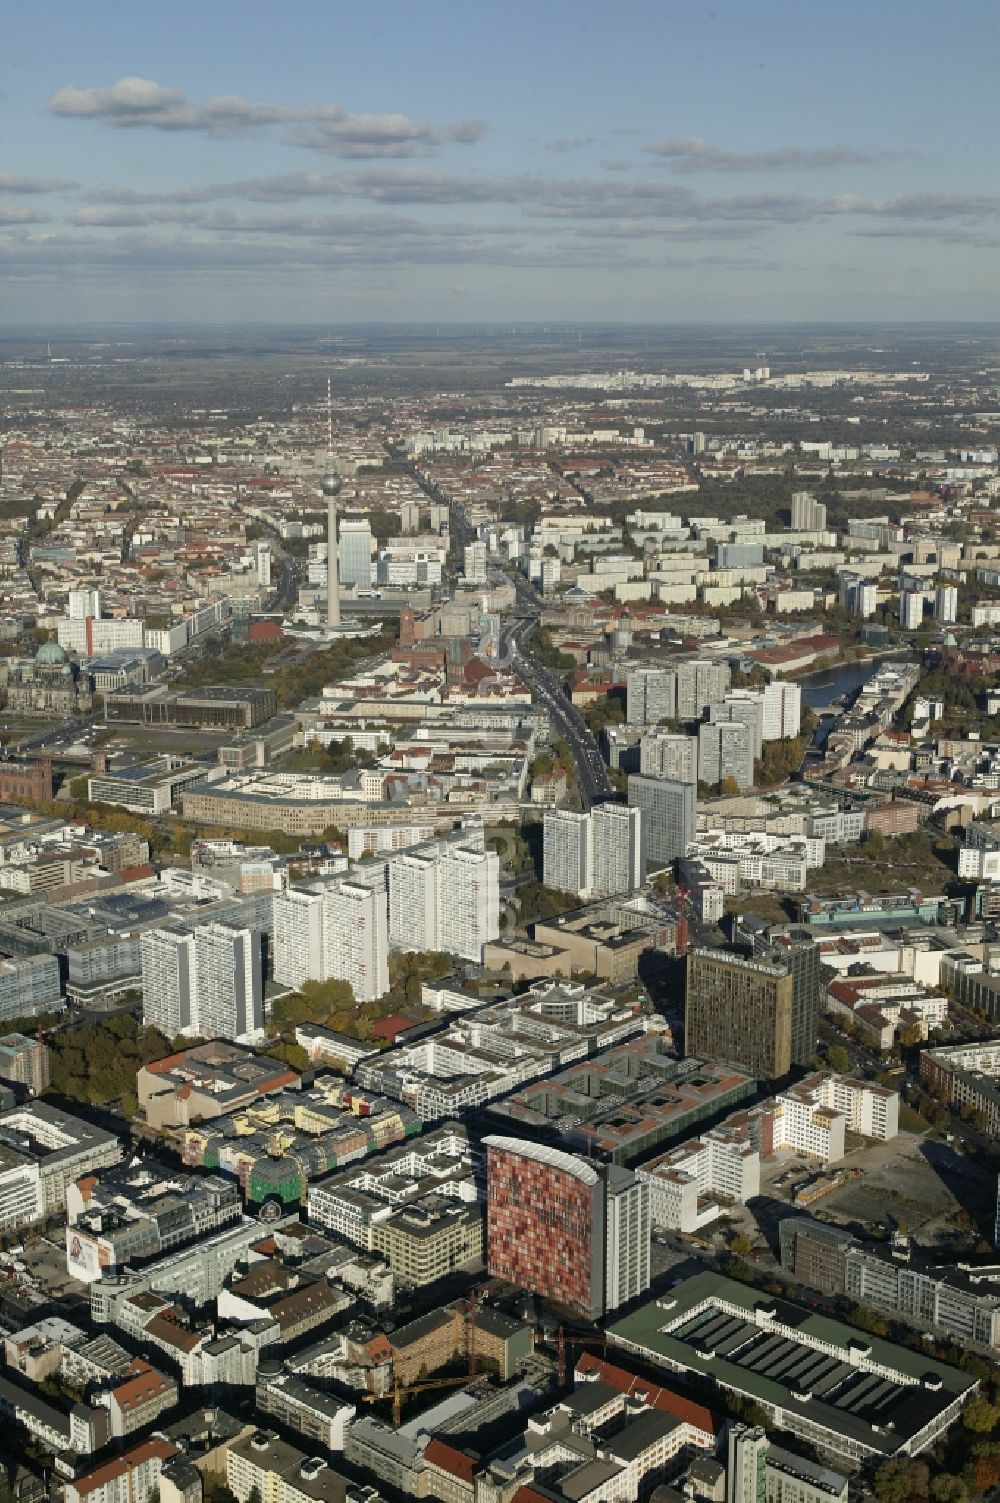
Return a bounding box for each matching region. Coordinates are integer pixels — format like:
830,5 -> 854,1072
16,1233 -> 83,1298
798,1132 -> 969,1237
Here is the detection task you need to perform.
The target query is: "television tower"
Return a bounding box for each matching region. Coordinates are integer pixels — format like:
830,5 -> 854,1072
321,378 -> 342,630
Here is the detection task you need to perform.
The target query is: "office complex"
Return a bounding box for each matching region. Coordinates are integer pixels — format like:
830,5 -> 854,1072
753,930 -> 821,1069
141,923 -> 263,1042
628,774 -> 696,868
0,1102 -> 122,1233
780,1218 -> 1000,1350
728,1424 -> 848,1503
612,1271 -> 975,1466
338,518 -> 373,591
0,954 -> 62,1022
685,948 -> 793,1079
0,1033 -> 49,1094
66,1161 -> 241,1281
104,685 -> 277,730
484,1136 -> 650,1320
137,1043 -> 298,1130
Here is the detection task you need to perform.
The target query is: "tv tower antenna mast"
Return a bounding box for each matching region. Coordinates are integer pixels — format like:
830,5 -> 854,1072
321,377 -> 342,630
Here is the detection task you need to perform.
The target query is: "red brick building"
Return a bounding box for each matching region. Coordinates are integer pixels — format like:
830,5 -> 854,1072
0,758 -> 53,804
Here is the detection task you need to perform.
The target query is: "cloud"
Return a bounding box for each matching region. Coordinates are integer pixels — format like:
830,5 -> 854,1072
48,76 -> 486,156
644,136 -> 903,173
0,224 -> 666,280
600,159 -> 632,173
826,192 -> 1000,219
0,206 -> 49,225
0,174 -> 78,193
287,113 -> 486,158
851,225 -> 1000,248
78,169 -> 822,226
538,136 -> 596,152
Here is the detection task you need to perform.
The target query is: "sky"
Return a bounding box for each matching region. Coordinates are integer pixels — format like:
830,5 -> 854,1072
2,0 -> 999,325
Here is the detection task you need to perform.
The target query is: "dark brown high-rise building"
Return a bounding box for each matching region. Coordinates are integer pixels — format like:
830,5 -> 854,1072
685,948 -> 793,1080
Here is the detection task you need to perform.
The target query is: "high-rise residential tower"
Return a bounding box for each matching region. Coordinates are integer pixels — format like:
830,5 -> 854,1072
194,923 -> 263,1043
543,808 -> 593,896
638,730 -> 698,783
698,717 -> 754,791
273,881 -> 388,1003
591,803 -> 643,895
142,923 -> 263,1042
626,668 -> 676,726
140,928 -> 195,1037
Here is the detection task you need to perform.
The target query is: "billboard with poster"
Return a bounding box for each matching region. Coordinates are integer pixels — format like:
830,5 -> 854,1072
65,1229 -> 101,1282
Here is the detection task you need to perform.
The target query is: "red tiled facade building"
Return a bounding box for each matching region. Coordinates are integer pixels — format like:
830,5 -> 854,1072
485,1136 -> 604,1320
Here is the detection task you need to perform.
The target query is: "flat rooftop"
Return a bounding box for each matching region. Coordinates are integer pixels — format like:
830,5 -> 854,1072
610,1271 -> 975,1457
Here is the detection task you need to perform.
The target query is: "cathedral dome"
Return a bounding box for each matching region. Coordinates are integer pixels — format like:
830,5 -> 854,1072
36,640 -> 69,666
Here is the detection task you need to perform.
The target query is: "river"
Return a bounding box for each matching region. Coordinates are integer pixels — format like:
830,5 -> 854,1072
798,657 -> 903,712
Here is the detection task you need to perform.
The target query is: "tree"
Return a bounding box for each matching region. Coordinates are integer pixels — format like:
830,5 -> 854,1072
963,1394 -> 999,1433
826,1044 -> 851,1075
866,827 -> 886,857
871,1457 -> 930,1503
929,1476 -> 967,1503
719,776 -> 742,797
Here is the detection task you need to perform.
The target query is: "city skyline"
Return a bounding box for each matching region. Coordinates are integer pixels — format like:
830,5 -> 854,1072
2,0 -> 999,323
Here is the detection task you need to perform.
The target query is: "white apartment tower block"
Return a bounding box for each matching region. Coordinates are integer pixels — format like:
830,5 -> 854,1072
388,841 -> 499,962
638,731 -> 698,783
273,882 -> 389,1003
604,1171 -> 651,1313
591,803 -> 643,895
272,889 -> 325,992
543,809 -> 593,896
142,923 -> 262,1042
761,680 -> 802,741
140,929 -> 195,1036
195,924 -> 263,1042
439,847 -> 500,961
323,881 -> 389,1004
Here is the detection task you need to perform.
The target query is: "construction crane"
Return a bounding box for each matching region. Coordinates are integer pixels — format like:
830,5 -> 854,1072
363,1372 -> 473,1430
555,1325 -> 608,1387
363,1288 -> 482,1428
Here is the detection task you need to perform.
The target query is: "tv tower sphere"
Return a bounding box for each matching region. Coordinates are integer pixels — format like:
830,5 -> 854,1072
321,470 -> 343,498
